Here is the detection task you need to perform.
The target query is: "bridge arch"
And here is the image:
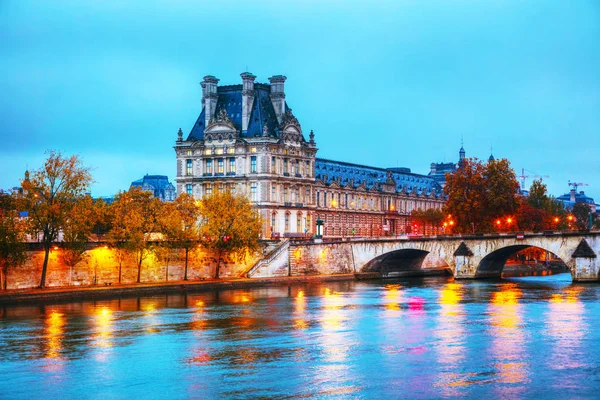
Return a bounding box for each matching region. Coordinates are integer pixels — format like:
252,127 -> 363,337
476,244 -> 570,279
360,248 -> 452,277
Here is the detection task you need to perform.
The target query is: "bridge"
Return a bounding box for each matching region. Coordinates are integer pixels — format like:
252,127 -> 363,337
248,231 -> 600,282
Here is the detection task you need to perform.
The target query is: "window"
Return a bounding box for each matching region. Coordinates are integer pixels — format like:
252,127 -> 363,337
295,188 -> 300,202
251,156 -> 257,173
271,156 -> 276,173
317,191 -> 320,206
284,186 -> 288,202
285,212 -> 290,232
306,161 -> 310,176
205,183 -> 212,196
186,184 -> 193,195
229,157 -> 236,173
186,159 -> 193,176
306,214 -> 311,233
283,158 -> 289,174
215,148 -> 224,155
205,149 -> 211,155
324,193 -> 327,207
227,147 -> 235,154
271,184 -> 276,201
251,183 -> 258,202
205,159 -> 212,174
186,150 -> 192,156
217,158 -> 224,174
306,188 -> 310,203
271,213 -> 277,233
250,147 -> 257,153
297,213 -> 302,233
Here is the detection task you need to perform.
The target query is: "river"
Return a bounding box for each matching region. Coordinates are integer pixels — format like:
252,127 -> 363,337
1,273 -> 599,398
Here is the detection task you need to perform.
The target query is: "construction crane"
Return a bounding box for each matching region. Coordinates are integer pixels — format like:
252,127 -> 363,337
518,168 -> 550,191
568,181 -> 589,192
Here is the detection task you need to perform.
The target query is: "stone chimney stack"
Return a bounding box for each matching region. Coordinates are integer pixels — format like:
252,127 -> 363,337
241,72 -> 256,132
200,75 -> 219,127
268,75 -> 287,123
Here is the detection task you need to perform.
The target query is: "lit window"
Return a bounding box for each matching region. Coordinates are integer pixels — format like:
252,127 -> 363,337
227,147 -> 235,154
205,183 -> 212,196
216,148 -> 224,155
186,150 -> 192,156
217,158 -> 224,173
205,149 -> 211,155
186,159 -> 193,176
250,147 -> 257,153
297,213 -> 302,232
229,157 -> 236,173
251,183 -> 258,202
205,159 -> 212,174
251,156 -> 257,173
285,213 -> 290,232
271,156 -> 276,173
186,184 -> 193,195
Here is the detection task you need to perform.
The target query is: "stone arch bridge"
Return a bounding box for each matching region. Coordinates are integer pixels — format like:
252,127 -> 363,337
280,232 -> 600,282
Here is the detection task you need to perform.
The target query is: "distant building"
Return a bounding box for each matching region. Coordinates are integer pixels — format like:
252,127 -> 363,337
557,186 -> 597,213
130,174 -> 176,202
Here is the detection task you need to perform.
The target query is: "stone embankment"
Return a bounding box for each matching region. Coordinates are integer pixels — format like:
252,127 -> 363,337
0,274 -> 355,305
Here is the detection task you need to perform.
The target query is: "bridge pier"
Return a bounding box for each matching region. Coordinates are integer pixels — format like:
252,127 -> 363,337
572,240 -> 598,282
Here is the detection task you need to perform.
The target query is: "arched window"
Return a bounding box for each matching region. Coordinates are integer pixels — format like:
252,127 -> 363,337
297,212 -> 302,233
285,212 -> 290,232
271,212 -> 277,234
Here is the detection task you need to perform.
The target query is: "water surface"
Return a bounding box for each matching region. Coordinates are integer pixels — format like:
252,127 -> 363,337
1,273 -> 599,398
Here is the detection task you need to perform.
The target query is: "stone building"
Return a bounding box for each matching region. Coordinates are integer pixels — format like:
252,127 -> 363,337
130,174 -> 176,202
175,73 -> 445,238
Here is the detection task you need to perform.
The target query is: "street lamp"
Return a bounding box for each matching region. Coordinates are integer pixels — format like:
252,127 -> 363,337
316,216 -> 324,239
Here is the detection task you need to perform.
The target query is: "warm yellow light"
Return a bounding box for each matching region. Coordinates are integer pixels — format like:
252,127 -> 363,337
331,200 -> 337,207
496,219 -> 501,225
297,290 -> 304,298
103,245 -> 108,250
554,217 -> 559,223
568,215 -> 574,221
53,246 -> 59,250
449,220 -> 454,226
507,218 -> 513,224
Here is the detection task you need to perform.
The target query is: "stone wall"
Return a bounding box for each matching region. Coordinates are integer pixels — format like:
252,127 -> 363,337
4,244 -> 263,290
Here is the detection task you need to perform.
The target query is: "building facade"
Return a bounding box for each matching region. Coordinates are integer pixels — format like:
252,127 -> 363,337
175,73 -> 445,238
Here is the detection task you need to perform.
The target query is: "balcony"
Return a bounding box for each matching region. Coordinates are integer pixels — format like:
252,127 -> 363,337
283,172 -> 290,177
295,203 -> 304,207
295,173 -> 302,178
215,172 -> 224,177
226,172 -> 236,176
203,173 -> 213,177
284,202 -> 292,207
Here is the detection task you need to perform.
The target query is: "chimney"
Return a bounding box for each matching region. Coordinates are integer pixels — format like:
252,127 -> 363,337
268,75 -> 287,123
241,72 -> 256,132
200,75 -> 219,127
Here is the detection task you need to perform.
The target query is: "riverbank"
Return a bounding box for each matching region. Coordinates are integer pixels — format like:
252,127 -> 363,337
0,274 -> 356,305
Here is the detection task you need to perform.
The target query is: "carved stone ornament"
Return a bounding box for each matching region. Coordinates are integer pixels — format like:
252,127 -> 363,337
207,108 -> 236,130
262,124 -> 269,136
280,109 -> 301,132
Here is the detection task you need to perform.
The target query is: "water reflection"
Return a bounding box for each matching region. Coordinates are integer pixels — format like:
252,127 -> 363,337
545,287 -> 588,372
92,306 -> 114,351
44,310 -> 65,360
435,283 -> 468,394
488,284 -> 529,391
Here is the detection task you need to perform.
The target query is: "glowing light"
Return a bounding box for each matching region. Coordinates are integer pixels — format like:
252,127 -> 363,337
93,306 -> 114,349
45,311 -> 65,359
496,219 -> 501,225
53,246 -> 59,251
507,218 -> 513,224
449,221 -> 454,226
554,217 -> 559,223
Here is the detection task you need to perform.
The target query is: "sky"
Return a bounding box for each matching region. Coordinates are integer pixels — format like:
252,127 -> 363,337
1,0 -> 599,200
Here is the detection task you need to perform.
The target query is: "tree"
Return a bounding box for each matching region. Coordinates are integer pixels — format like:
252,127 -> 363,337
0,194 -> 27,290
107,187 -> 161,283
411,208 -> 444,234
444,158 -> 520,234
527,179 -> 549,210
572,203 -> 591,230
158,194 -> 201,281
198,191 -> 262,279
60,195 -> 99,284
21,151 -> 92,288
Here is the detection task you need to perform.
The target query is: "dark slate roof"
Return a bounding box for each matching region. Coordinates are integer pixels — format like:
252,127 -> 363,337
130,175 -> 173,191
556,191 -> 596,206
186,83 -> 283,141
315,158 -> 443,195
572,239 -> 596,258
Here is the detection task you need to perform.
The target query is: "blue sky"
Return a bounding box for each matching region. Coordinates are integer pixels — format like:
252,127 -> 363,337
1,0 -> 599,200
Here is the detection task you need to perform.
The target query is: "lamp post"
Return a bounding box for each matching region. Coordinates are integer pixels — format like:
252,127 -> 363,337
316,216 -> 324,239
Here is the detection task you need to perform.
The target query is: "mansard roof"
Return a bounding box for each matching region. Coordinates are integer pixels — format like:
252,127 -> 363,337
315,158 -> 443,196
186,83 -> 284,141
130,175 -> 174,191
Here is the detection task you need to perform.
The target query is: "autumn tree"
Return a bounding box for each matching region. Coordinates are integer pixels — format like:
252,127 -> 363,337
198,191 -> 262,279
0,194 -> 27,290
444,158 -> 520,233
443,158 -> 488,233
107,187 -> 161,283
515,179 -> 567,231
60,195 -> 99,282
21,151 -> 92,288
158,193 -> 201,281
410,208 -> 444,234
